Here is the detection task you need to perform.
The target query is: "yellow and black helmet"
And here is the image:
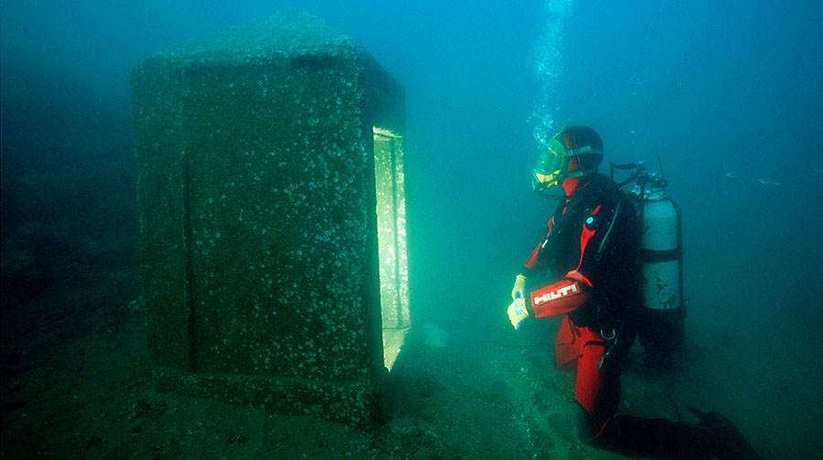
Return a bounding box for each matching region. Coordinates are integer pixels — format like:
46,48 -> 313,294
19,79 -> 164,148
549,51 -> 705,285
532,125 -> 603,191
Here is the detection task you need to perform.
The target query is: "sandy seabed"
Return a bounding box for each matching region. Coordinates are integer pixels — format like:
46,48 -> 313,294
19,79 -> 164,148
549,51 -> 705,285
1,276 -> 817,459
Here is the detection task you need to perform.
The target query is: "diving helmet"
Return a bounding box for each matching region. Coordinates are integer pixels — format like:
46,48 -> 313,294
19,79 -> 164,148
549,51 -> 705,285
532,126 -> 603,191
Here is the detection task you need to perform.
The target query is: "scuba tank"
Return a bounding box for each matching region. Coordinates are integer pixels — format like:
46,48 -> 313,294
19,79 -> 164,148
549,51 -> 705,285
611,161 -> 684,364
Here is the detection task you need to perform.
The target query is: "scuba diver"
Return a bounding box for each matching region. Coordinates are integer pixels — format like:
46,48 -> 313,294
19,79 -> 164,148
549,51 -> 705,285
505,126 -> 761,459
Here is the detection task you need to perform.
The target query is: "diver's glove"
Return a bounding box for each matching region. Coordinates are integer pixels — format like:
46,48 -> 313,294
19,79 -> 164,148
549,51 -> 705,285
507,296 -> 529,330
511,274 -> 527,300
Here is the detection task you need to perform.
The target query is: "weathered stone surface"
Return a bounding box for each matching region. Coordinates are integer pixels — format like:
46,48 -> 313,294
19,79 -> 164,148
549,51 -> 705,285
131,12 -> 403,425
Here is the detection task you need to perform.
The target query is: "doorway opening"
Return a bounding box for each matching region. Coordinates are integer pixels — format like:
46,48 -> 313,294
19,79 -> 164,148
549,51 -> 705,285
373,126 -> 410,371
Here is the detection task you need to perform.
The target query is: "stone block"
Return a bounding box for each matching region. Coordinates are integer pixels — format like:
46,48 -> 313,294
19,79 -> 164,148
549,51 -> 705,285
131,13 -> 406,425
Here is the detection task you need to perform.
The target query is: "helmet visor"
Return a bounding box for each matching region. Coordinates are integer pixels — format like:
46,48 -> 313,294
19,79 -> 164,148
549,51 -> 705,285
532,138 -> 567,190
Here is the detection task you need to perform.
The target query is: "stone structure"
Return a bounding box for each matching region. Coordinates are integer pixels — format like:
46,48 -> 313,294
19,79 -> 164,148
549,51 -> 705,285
131,13 -> 407,425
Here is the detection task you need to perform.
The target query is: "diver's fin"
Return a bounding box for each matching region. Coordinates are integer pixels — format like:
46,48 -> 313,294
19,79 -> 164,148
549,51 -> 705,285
596,412 -> 763,459
687,406 -> 763,460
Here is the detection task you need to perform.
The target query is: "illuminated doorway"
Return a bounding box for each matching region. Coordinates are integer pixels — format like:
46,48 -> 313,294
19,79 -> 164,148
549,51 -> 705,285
373,127 -> 409,371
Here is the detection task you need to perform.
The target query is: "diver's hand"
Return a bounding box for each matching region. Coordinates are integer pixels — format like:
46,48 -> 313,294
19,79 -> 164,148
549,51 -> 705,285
511,274 -> 527,300
507,297 -> 529,330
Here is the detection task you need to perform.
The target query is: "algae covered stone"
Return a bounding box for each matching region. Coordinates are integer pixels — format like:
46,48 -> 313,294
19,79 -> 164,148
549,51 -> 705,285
132,12 -> 404,425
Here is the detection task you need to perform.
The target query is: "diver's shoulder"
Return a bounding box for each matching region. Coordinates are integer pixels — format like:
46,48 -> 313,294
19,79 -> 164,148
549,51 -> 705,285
589,172 -> 619,194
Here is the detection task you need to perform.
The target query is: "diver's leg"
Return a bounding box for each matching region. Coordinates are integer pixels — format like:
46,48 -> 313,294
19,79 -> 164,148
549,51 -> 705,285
572,327 -> 620,442
596,414 -> 725,458
593,405 -> 762,458
554,317 -> 578,370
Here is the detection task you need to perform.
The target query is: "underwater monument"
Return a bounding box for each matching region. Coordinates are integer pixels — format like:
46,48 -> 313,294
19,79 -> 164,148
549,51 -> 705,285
131,13 -> 408,425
